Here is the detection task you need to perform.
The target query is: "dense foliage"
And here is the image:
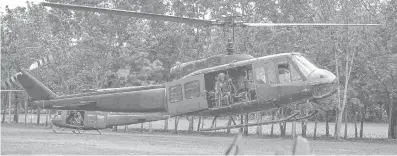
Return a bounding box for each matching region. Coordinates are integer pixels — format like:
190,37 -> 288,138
1,0 -> 396,131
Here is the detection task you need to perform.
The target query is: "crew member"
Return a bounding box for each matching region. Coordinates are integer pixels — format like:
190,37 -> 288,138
215,73 -> 231,107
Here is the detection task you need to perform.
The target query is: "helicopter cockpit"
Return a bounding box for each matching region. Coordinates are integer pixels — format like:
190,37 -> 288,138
204,53 -> 335,108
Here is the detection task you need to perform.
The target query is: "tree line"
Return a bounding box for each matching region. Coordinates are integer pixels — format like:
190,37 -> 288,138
1,0 -> 396,138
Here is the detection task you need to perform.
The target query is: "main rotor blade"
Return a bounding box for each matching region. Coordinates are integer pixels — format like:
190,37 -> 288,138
41,2 -> 218,26
242,23 -> 382,27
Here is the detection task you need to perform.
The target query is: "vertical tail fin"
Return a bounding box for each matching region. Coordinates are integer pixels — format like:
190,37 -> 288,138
16,69 -> 58,101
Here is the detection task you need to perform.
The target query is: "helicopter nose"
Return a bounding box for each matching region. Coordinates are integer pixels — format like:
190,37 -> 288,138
306,69 -> 338,99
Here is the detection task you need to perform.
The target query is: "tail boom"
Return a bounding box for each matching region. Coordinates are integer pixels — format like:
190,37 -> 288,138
33,88 -> 167,113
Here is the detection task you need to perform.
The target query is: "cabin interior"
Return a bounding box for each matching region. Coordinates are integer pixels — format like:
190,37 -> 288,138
65,110 -> 85,126
204,64 -> 256,108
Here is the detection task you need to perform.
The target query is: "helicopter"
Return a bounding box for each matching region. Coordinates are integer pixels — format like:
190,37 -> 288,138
50,109 -> 168,134
1,2 -> 381,131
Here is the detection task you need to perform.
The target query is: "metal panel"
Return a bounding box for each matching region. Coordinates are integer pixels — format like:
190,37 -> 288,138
166,74 -> 208,116
274,57 -> 306,105
254,59 -> 279,102
95,114 -> 106,129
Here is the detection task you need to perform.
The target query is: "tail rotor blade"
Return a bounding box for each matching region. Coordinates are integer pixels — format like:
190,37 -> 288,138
2,54 -> 55,89
29,54 -> 55,71
1,73 -> 21,89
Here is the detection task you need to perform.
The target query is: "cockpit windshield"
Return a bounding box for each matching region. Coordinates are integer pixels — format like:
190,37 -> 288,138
292,55 -> 318,78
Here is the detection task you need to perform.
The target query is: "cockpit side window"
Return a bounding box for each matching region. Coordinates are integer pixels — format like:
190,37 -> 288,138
255,66 -> 267,84
277,61 -> 291,84
290,62 -> 303,81
276,58 -> 302,84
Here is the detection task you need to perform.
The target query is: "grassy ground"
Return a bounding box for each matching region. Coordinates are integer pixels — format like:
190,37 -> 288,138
1,123 -> 396,155
1,113 -> 390,138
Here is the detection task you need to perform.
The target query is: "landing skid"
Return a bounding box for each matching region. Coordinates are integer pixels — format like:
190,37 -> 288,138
200,110 -> 318,132
52,128 -> 101,135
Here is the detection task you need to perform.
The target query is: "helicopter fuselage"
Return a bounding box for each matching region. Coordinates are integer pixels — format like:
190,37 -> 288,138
33,52 -> 337,117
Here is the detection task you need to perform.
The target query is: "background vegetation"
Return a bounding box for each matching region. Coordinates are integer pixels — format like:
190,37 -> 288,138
1,0 -> 397,138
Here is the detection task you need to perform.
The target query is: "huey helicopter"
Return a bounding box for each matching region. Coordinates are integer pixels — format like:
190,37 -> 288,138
2,2 -> 381,131
50,109 -> 167,134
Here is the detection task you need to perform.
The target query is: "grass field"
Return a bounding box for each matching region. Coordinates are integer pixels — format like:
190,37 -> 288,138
1,113 -> 390,139
1,123 -> 396,155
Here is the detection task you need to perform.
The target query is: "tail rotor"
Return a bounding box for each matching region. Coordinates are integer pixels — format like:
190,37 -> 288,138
1,54 -> 55,90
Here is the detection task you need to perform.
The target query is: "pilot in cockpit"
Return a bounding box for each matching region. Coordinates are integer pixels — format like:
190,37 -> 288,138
278,65 -> 291,83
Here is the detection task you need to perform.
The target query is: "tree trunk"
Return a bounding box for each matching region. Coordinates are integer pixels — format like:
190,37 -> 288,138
149,122 -> 153,133
30,108 -> 33,124
355,113 -> 358,138
164,117 -> 168,132
292,121 -> 296,139
13,93 -> 19,123
344,107 -> 348,139
301,108 -> 307,137
360,112 -> 364,138
2,93 -> 7,123
197,116 -> 201,132
36,109 -> 41,125
24,93 -> 28,125
244,113 -> 249,136
174,116 -> 179,134
140,123 -> 143,132
335,109 -> 339,137
354,120 -> 358,138
271,111 -> 275,136
239,115 -> 244,133
227,117 -> 232,134
197,117 -> 201,132
256,112 -> 262,136
279,109 -> 287,137
334,42 -> 341,139
314,118 -> 318,139
337,54 -> 354,139
188,116 -> 194,133
45,109 -> 49,126
388,92 -> 395,139
8,92 -> 12,123
201,117 -> 204,129
280,122 -> 286,137
326,111 -> 329,137
392,110 -> 397,139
